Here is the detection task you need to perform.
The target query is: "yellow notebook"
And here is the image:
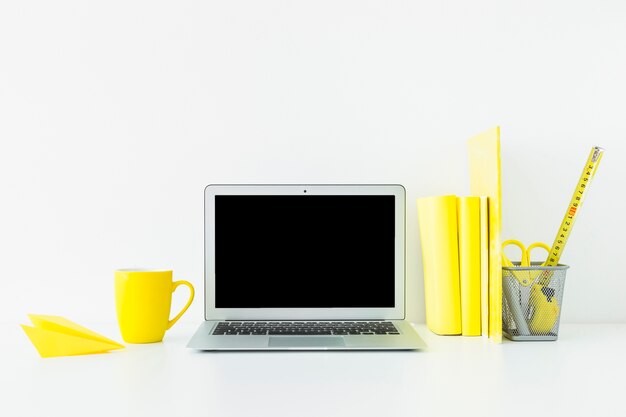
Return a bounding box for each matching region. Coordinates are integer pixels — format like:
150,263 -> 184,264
417,195 -> 461,335
468,127 -> 502,342
457,197 -> 481,336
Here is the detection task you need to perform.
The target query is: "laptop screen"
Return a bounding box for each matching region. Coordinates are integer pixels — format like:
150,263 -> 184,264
214,195 -> 395,308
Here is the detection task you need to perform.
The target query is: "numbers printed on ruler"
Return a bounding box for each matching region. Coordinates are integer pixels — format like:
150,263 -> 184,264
547,147 -> 604,266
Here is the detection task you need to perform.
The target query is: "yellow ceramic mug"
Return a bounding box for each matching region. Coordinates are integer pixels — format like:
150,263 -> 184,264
115,269 -> 194,343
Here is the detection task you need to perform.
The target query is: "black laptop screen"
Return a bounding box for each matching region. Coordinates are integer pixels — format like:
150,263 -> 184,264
214,195 -> 395,308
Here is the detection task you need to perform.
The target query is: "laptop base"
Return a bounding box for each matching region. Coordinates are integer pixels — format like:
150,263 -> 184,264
187,320 -> 427,351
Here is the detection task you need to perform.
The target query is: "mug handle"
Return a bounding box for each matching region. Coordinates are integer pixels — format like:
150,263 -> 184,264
166,280 -> 195,330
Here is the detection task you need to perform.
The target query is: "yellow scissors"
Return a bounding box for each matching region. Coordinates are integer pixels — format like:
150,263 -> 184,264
501,239 -> 559,334
501,239 -> 550,285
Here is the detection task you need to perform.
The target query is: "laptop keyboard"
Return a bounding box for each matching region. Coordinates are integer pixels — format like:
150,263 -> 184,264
212,321 -> 399,336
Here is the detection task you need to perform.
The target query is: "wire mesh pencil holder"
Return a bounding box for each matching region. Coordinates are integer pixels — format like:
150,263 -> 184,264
502,262 -> 569,341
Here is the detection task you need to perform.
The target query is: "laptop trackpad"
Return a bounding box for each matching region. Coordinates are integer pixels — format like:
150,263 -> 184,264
269,336 -> 345,348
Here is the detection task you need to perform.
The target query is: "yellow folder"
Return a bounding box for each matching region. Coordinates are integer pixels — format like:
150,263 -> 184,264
21,315 -> 124,358
457,196 -> 481,336
467,127 -> 503,342
417,195 -> 461,335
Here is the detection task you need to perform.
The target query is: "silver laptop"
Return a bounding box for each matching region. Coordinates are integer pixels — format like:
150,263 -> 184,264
187,184 -> 426,350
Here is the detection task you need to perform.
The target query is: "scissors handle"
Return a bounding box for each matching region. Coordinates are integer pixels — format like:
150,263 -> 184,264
502,240 -> 550,286
502,240 -> 550,266
502,239 -> 529,267
526,242 -> 550,265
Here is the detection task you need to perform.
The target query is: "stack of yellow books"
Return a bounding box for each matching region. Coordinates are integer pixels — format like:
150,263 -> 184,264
417,195 -> 487,336
417,127 -> 502,341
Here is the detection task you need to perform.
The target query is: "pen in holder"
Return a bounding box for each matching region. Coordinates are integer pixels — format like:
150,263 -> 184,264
502,262 -> 569,341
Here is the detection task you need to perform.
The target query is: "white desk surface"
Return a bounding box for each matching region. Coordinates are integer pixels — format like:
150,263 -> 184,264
2,322 -> 625,417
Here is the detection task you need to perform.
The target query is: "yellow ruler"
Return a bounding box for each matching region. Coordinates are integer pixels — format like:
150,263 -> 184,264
527,146 -> 604,333
545,146 -> 605,267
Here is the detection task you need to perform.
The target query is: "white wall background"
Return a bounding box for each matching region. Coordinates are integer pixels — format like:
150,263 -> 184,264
1,1 -> 624,325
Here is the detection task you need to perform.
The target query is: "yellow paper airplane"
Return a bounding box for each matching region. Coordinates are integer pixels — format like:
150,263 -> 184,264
21,315 -> 124,358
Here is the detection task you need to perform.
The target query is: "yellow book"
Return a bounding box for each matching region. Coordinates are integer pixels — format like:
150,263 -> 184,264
417,195 -> 461,335
479,196 -> 489,336
468,127 -> 503,342
457,197 -> 481,336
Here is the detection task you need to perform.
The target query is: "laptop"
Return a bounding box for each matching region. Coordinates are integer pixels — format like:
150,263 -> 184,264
187,184 -> 426,350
